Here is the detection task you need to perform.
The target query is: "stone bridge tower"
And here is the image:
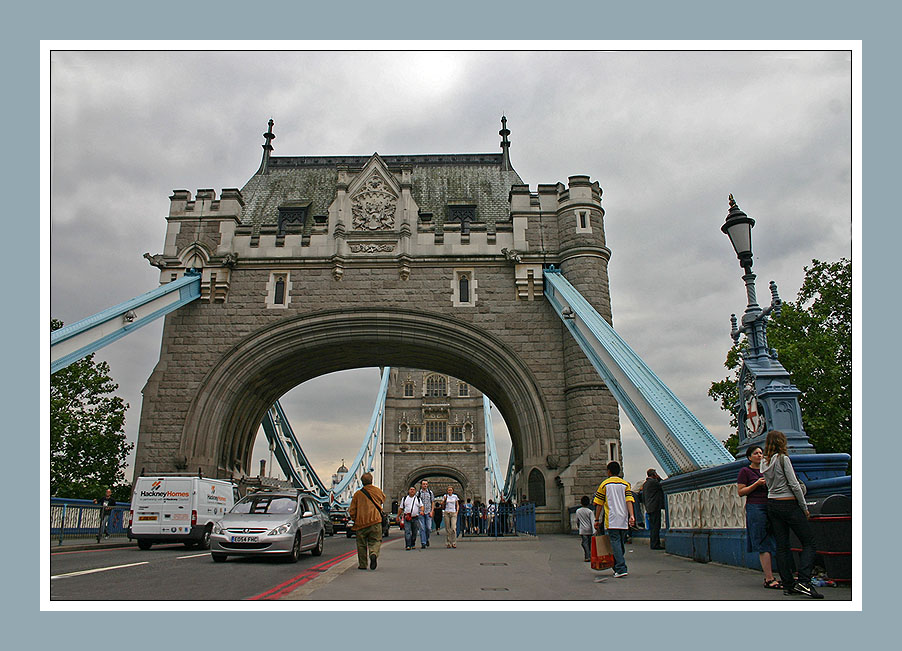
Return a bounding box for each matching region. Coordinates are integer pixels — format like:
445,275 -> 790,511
382,368 -> 488,512
134,117 -> 621,532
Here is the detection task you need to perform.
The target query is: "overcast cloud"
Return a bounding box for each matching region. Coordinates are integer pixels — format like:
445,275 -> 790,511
49,48 -> 852,491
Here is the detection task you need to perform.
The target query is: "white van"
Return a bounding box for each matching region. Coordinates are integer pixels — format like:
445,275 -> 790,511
128,476 -> 238,549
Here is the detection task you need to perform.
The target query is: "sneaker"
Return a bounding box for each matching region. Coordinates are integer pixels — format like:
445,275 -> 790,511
787,582 -> 824,599
405,546 -> 411,550
358,566 -> 368,570
369,554 -> 378,570
421,544 -> 427,549
613,571 -> 628,578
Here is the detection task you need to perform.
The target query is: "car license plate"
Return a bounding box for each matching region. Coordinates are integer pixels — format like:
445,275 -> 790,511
138,514 -> 158,521
231,535 -> 258,543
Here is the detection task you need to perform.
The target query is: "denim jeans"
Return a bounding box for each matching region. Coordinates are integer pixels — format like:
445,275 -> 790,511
403,515 -> 419,549
607,528 -> 628,574
580,534 -> 592,561
767,499 -> 816,587
417,514 -> 431,546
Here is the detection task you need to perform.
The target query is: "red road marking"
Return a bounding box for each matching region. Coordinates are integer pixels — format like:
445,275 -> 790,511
247,550 -> 358,600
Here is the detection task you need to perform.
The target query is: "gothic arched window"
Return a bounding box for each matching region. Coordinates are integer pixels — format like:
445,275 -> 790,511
528,468 -> 546,507
274,276 -> 286,305
425,374 -> 447,397
459,273 -> 470,303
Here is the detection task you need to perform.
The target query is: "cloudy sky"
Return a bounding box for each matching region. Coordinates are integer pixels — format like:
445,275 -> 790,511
49,48 -> 852,492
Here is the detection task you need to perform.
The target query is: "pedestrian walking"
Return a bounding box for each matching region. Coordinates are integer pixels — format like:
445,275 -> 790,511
593,461 -> 636,578
486,499 -> 496,535
348,472 -> 387,570
643,468 -> 665,550
433,497 -> 443,532
760,430 -> 823,599
398,486 -> 423,551
441,486 -> 461,548
463,498 -> 474,534
93,488 -> 117,541
416,480 -> 435,549
576,496 -> 595,562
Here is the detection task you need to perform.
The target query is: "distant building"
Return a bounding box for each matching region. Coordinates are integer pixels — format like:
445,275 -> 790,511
331,460 -> 349,492
382,368 -> 488,508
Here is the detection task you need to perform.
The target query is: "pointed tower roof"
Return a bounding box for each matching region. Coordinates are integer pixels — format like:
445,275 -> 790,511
499,115 -> 512,171
255,118 -> 276,175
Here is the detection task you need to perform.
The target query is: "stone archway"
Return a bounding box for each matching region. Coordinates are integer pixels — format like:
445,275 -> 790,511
404,466 -> 469,496
175,308 -> 554,480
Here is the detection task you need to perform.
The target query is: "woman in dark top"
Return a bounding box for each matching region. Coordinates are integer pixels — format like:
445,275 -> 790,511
737,445 -> 780,589
433,499 -> 443,533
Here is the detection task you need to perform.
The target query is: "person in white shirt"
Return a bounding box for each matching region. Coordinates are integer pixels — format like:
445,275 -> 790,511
398,486 -> 422,550
575,496 -> 596,562
441,486 -> 461,548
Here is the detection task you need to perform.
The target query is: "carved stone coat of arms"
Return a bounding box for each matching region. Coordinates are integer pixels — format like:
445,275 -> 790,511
351,173 -> 397,231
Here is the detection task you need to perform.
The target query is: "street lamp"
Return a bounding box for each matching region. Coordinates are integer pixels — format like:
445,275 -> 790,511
721,195 -> 814,456
721,194 -> 756,273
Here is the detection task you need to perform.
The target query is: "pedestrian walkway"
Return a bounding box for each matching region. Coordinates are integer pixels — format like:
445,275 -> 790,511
49,536 -> 134,552
282,530 -> 852,602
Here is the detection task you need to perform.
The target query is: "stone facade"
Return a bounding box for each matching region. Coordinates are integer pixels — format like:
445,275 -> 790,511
381,368 -> 487,512
134,122 -> 621,532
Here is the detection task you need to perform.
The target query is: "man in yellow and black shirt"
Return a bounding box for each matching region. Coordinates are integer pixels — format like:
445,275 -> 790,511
593,461 -> 635,578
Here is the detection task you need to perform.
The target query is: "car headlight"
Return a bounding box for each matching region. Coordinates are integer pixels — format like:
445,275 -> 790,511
268,523 -> 292,536
212,521 -> 225,534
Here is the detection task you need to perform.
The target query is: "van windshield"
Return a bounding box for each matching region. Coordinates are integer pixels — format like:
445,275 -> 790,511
231,495 -> 297,514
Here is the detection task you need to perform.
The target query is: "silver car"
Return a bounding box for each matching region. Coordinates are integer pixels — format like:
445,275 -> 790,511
210,492 -> 325,562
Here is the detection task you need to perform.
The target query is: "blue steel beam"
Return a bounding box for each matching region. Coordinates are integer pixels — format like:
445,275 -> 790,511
261,368 -> 391,508
329,367 -> 391,505
503,448 -> 516,502
261,400 -> 330,500
483,395 -> 505,503
51,272 -> 201,374
544,269 -> 734,475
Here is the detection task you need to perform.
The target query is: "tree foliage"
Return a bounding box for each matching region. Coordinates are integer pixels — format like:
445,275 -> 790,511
708,259 -> 852,457
51,319 -> 133,499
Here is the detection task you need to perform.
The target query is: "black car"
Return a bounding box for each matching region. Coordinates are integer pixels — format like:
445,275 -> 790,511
329,508 -> 352,534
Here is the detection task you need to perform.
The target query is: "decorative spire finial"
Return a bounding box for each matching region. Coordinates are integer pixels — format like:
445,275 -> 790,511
499,115 -> 512,171
727,194 -> 748,220
257,118 -> 276,175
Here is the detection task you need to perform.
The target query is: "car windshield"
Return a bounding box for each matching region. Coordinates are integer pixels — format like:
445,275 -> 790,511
232,495 -> 297,514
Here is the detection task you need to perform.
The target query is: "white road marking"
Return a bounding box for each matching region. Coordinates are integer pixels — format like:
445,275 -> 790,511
177,553 -> 210,559
51,561 -> 149,579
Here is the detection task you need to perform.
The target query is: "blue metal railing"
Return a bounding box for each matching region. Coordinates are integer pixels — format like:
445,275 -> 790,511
455,502 -> 536,537
50,498 -> 132,545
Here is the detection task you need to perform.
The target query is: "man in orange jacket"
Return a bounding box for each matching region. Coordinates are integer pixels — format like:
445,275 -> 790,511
348,472 -> 387,570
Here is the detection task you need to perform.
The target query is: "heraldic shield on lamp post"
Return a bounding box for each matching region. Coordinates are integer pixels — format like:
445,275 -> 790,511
722,196 -> 814,457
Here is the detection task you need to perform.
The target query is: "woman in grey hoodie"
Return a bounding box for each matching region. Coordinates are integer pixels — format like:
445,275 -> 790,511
760,430 -> 823,599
